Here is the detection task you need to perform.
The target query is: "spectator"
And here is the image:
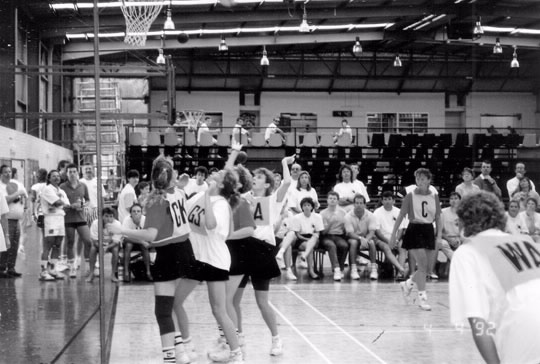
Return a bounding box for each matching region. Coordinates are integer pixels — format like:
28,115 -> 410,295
122,203 -> 152,282
232,117 -> 250,144
197,116 -> 218,144
333,165 -> 359,213
0,189 -> 9,278
519,197 -> 540,243
284,163 -> 302,213
473,160 -> 502,199
334,119 -> 353,143
511,176 -> 540,211
450,191 -> 540,364
117,169 -> 139,224
506,162 -> 536,198
30,168 -> 48,234
319,191 -> 348,281
106,169 -> 117,198
455,167 -> 480,198
264,116 -> 286,142
344,194 -> 378,280
184,166 -> 209,199
60,163 -> 93,278
432,192 -> 463,278
87,207 -> 122,283
57,160 -> 70,184
505,199 -> 527,235
136,181 -> 151,214
0,165 -> 28,278
350,163 -> 370,204
288,171 -> 319,214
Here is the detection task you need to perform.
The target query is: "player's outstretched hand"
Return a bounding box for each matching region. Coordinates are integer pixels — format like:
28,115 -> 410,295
283,154 -> 296,165
231,139 -> 243,151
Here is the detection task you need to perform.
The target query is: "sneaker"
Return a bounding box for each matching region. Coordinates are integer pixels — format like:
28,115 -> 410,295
285,268 -> 297,280
207,342 -> 230,362
298,256 -> 308,269
175,344 -> 191,364
418,295 -> 432,311
6,269 -> 22,277
74,256 -> 81,270
94,267 -> 100,277
54,270 -> 66,280
400,280 -> 413,303
184,340 -> 198,361
270,336 -> 283,356
39,271 -> 56,281
69,267 -> 77,278
228,349 -> 245,364
333,268 -> 342,281
428,273 -> 439,280
369,264 -> 378,280
350,265 -> 360,280
56,259 -> 69,272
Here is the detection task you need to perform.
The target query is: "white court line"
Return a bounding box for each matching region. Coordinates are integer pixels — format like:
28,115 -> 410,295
269,302 -> 334,364
284,286 -> 388,364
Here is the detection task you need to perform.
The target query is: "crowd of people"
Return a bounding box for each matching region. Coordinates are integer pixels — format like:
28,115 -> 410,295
1,138 -> 540,363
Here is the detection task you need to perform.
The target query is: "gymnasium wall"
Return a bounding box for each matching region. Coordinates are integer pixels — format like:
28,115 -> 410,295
151,90 -> 537,132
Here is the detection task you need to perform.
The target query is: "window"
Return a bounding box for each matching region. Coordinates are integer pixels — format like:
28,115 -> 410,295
367,113 -> 428,133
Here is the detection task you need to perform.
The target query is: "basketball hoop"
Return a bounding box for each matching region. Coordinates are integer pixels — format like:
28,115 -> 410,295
120,0 -> 163,47
174,110 -> 205,131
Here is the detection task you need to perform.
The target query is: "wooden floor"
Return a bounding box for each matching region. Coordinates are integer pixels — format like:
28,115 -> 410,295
0,224 -> 484,364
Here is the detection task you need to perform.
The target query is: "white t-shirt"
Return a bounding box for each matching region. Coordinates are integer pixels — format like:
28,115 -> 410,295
265,122 -> 277,141
288,187 -> 319,213
0,180 -> 27,220
519,211 -> 540,236
31,182 -> 47,216
184,179 -> 208,198
122,215 -> 146,243
450,229 -> 540,364
289,212 -> 324,235
441,207 -> 460,238
0,190 -> 9,252
90,219 -> 123,244
505,212 -> 527,235
186,192 -> 231,271
333,181 -> 369,212
117,184 -> 137,225
373,205 -> 401,241
507,176 -> 536,198
40,184 -> 69,217
80,177 -> 106,209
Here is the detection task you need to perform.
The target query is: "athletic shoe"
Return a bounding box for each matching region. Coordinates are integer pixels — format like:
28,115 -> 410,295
207,342 -> 230,362
270,336 -> 283,356
74,256 -> 81,270
285,268 -> 297,280
56,259 -> 69,272
369,264 -> 378,280
298,256 -> 308,269
400,280 -> 413,303
175,344 -> 191,364
418,294 -> 432,311
39,271 -> 56,281
228,349 -> 244,364
94,267 -> 100,277
54,270 -> 66,280
350,265 -> 360,280
184,340 -> 198,361
6,269 -> 22,277
69,266 -> 77,278
333,268 -> 342,281
277,259 -> 286,270
428,273 -> 439,280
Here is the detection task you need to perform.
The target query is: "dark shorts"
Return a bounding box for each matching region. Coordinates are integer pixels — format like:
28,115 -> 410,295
151,239 -> 196,282
36,215 -> 45,229
243,236 -> 281,280
124,239 -> 147,252
189,260 -> 229,282
402,223 -> 435,250
65,222 -> 88,229
226,238 -> 251,276
238,274 -> 271,291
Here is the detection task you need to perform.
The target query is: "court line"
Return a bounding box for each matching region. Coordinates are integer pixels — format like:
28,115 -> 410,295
284,286 -> 388,364
269,302 -> 334,364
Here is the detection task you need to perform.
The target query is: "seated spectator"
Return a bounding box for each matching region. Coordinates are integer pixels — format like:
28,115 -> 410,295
344,194 -> 378,280
333,119 -> 353,143
455,167 -> 480,198
232,117 -> 250,144
519,197 -> 540,243
372,192 -> 406,279
136,181 -> 151,214
505,199 -> 528,235
473,160 -> 502,199
276,197 -> 324,279
350,163 -> 370,204
197,116 -> 218,144
506,162 -> 536,198
288,171 -> 319,214
87,207 -> 123,283
122,203 -> 152,282
319,191 -> 348,281
264,116 -> 286,142
511,177 -> 540,211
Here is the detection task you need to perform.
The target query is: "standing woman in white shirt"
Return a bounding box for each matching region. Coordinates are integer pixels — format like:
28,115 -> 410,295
333,165 -> 357,212
288,171 -> 319,214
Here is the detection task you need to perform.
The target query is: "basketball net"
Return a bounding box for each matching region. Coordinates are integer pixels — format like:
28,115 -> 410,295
121,0 -> 163,47
175,110 -> 205,131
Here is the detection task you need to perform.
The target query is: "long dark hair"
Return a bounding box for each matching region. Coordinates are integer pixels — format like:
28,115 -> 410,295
146,156 -> 174,208
219,168 -> 240,210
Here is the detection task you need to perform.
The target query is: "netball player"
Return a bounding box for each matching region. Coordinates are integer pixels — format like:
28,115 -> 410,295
390,168 -> 441,311
108,156 -> 194,364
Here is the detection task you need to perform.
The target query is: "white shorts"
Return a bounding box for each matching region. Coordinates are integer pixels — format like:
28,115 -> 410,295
44,215 -> 66,237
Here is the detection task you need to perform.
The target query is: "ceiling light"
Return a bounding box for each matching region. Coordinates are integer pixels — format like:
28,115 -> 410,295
352,37 -> 362,56
473,16 -> 484,35
510,46 -> 519,68
163,7 -> 175,30
393,54 -> 402,67
260,45 -> 269,66
156,49 -> 166,65
493,37 -> 502,54
299,4 -> 310,33
218,35 -> 228,51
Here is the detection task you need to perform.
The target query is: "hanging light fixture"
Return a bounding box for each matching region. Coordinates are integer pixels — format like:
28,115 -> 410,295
156,49 -> 166,65
510,45 -> 519,68
299,4 -> 310,33
352,37 -> 362,56
163,2 -> 175,30
393,54 -> 402,67
218,35 -> 228,52
260,45 -> 269,66
473,16 -> 484,35
493,37 -> 503,54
